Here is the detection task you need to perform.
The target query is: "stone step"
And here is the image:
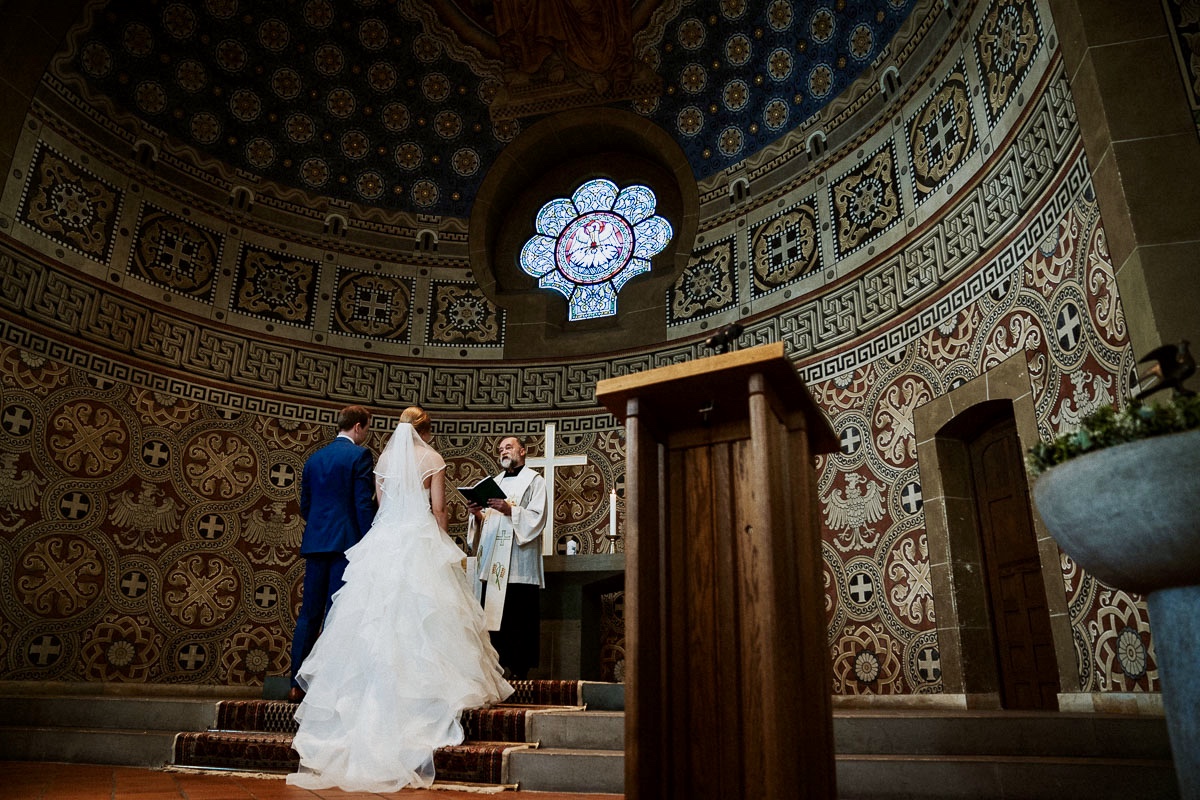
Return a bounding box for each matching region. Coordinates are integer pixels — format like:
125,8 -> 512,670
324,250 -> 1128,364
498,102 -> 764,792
0,690 -> 1180,798
508,747 -> 624,794
507,750 -> 1181,798
529,710 -> 623,750
835,753 -> 1180,800
833,710 -> 1173,759
0,726 -> 177,768
0,695 -> 216,733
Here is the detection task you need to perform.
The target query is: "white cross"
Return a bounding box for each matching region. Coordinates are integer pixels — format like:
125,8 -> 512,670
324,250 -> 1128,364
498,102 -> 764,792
178,644 -> 206,670
60,492 -> 90,520
849,572 -> 874,604
198,514 -> 225,540
917,647 -> 940,680
525,422 -> 588,556
29,636 -> 61,666
121,571 -> 148,598
254,585 -> 278,609
142,440 -> 170,467
1057,304 -> 1081,350
2,405 -> 32,435
840,426 -> 862,455
901,482 -> 923,514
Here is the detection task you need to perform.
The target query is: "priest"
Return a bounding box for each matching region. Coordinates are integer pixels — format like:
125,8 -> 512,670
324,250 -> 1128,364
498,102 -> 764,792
467,435 -> 548,679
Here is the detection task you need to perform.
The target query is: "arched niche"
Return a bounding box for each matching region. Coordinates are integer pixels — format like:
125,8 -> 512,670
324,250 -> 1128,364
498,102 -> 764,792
469,108 -> 698,358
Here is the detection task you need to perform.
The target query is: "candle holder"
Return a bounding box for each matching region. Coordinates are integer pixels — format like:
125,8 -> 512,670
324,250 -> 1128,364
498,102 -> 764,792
606,526 -> 619,554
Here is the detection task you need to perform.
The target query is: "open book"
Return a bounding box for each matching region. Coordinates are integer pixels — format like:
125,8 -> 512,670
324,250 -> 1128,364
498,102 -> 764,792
457,475 -> 506,506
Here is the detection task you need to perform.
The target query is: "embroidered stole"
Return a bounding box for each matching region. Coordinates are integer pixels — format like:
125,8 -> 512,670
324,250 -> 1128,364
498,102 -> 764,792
482,467 -> 536,631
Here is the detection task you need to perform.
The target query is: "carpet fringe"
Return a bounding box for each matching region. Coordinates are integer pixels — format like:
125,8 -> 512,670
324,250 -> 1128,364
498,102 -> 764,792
161,765 -> 286,780
162,766 -> 518,792
431,781 -> 517,793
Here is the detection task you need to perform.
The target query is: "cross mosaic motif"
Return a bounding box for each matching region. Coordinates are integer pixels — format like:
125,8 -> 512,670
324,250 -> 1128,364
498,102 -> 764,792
142,440 -> 170,467
28,636 -> 62,666
269,463 -> 295,488
1056,303 -> 1082,350
849,572 -> 874,603
154,231 -> 201,281
900,481 -> 923,514
197,514 -> 225,540
254,585 -> 278,609
924,100 -> 962,169
840,426 -> 863,455
352,286 -> 394,323
917,646 -> 940,680
2,406 -> 33,436
177,644 -> 206,670
59,492 -> 90,520
120,570 -> 149,598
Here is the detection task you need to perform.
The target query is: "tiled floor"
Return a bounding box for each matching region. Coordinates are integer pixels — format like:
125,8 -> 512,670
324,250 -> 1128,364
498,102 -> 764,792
1,762 -> 623,800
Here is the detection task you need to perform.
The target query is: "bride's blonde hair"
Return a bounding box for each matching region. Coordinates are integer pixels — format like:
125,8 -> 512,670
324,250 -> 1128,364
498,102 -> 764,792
399,405 -> 432,437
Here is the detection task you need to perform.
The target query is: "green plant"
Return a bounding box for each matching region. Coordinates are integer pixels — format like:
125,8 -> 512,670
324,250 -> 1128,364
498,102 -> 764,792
1027,393 -> 1200,476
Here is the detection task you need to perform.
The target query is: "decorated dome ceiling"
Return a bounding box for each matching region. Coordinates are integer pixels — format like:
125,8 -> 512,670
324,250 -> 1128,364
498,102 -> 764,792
69,0 -> 917,219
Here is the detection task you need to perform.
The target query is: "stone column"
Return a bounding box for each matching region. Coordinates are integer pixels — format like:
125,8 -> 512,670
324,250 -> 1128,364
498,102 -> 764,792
1049,0 -> 1200,355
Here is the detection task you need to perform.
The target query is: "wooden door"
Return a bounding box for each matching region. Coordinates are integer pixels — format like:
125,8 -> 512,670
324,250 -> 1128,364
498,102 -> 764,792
968,416 -> 1060,710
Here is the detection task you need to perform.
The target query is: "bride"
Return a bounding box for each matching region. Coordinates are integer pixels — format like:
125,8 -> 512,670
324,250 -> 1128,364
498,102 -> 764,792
287,406 -> 513,792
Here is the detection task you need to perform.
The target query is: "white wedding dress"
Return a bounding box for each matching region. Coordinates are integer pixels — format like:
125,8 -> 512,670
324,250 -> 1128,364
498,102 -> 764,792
287,423 -> 513,792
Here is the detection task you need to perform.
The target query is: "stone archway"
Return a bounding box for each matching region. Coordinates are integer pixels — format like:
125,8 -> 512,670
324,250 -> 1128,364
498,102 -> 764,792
468,108 -> 698,358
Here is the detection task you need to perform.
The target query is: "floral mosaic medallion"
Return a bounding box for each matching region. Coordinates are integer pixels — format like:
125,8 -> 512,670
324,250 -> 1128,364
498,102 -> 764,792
668,240 -> 736,323
18,144 -> 121,262
831,144 -> 901,258
428,282 -> 503,345
230,245 -> 318,328
974,0 -> 1042,126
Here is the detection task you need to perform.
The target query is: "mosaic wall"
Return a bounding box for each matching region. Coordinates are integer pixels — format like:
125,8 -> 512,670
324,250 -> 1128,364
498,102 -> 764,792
809,181 -> 1152,695
0,0 -> 1159,696
668,0 -> 1047,328
0,361 -> 624,683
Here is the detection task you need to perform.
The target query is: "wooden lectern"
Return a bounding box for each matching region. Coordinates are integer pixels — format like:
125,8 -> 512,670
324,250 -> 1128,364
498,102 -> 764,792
595,342 -> 838,800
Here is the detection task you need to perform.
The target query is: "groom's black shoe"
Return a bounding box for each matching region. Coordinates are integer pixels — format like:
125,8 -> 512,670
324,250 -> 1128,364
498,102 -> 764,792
287,686 -> 305,703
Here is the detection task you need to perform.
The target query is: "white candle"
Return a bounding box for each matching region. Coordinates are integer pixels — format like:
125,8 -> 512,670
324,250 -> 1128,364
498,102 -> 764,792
609,489 -> 617,541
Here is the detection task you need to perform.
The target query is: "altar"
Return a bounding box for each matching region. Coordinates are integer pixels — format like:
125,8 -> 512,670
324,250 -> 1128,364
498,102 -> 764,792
539,553 -> 625,681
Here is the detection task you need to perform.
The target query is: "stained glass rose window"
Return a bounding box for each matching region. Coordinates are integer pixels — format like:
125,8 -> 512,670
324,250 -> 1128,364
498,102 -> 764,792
519,178 -> 673,321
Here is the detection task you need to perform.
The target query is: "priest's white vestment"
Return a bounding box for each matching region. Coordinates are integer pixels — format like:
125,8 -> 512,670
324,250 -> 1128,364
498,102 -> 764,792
469,465 -> 547,629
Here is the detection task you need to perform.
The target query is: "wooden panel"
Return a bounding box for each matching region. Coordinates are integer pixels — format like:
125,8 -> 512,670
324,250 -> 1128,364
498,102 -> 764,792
615,354 -> 836,800
969,416 -> 1060,711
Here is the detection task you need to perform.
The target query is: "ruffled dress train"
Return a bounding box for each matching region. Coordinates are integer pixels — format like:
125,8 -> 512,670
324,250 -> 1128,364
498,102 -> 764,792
287,466 -> 512,792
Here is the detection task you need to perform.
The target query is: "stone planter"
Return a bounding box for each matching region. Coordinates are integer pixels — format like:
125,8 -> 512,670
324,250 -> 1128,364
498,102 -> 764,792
1033,428 -> 1200,799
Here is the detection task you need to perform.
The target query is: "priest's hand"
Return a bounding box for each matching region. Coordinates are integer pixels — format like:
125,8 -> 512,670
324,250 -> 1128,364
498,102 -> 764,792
487,498 -> 513,516
467,501 -> 484,521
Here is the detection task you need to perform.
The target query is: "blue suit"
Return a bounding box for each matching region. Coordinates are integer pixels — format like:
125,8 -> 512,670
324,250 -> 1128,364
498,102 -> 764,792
291,435 -> 377,688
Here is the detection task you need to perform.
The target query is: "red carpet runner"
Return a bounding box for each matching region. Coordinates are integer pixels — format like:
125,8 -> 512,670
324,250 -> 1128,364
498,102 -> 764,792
172,680 -> 586,787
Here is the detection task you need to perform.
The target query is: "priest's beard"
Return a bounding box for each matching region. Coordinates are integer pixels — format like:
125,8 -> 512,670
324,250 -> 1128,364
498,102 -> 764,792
500,456 -> 514,471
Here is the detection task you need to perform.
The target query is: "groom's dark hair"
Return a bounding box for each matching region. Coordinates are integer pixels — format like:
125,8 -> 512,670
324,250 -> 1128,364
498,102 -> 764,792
337,405 -> 372,431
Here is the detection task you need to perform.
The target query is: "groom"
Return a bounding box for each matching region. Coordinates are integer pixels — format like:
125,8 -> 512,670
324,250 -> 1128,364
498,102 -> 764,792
289,405 -> 378,702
